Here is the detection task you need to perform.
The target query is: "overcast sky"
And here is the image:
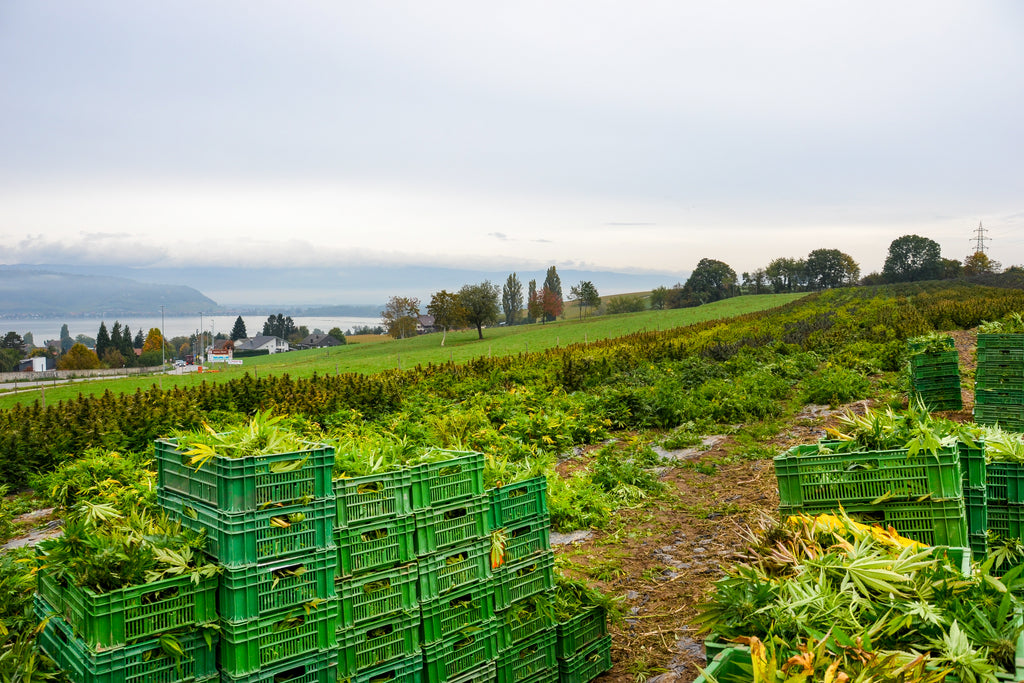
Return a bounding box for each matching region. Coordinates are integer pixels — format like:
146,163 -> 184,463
1,1 -> 1022,282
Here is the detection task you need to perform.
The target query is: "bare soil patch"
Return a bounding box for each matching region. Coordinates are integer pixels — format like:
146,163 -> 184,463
556,402 -> 876,683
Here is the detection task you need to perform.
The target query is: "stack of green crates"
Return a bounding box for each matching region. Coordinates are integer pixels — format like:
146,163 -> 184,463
33,561 -> 219,683
489,476 -> 557,683
155,438 -> 340,683
415,451 -> 499,683
908,336 -> 962,412
774,441 -> 969,555
334,464 -> 420,683
967,448 -> 1024,569
555,606 -> 611,683
961,442 -> 989,560
975,333 -> 1024,431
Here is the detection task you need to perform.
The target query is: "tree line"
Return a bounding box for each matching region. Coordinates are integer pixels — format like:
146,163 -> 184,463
381,266 -> 601,342
379,234 -> 1012,332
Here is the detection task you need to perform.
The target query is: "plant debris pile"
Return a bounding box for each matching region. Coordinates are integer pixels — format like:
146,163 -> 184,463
696,513 -> 1024,682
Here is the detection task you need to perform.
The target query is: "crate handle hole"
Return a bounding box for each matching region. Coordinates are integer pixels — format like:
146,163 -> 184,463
141,586 -> 181,604
453,634 -> 475,649
272,564 -> 306,580
274,664 -> 310,681
367,623 -> 395,639
363,578 -> 392,595
450,594 -> 473,608
357,481 -> 384,494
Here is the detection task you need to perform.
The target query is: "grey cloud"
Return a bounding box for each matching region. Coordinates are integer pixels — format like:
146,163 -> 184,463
4,234 -> 168,266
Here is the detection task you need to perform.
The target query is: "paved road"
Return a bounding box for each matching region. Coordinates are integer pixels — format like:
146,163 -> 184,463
0,367 -> 189,394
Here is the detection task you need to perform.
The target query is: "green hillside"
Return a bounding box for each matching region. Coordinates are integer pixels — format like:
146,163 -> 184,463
0,293 -> 804,409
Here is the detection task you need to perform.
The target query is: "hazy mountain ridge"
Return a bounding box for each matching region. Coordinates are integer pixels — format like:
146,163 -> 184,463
5,263 -> 687,308
0,267 -> 217,316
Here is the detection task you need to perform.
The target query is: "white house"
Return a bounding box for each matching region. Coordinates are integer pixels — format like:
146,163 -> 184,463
18,357 -> 48,372
295,333 -> 343,350
235,335 -> 290,354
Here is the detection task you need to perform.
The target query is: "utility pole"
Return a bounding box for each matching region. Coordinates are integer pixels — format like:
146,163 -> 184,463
971,221 -> 991,254
160,305 -> 165,369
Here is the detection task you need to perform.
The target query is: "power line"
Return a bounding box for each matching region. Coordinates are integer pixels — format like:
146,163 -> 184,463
971,221 -> 991,254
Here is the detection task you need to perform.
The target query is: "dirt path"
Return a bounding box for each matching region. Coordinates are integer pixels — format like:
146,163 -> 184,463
555,403 -> 872,683
949,328 -> 977,416
568,329 -> 985,683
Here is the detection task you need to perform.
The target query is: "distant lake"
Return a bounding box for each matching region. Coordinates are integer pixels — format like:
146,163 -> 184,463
2,315 -> 383,343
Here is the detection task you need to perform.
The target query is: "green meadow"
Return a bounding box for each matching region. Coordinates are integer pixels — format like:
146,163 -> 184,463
0,293 -> 805,410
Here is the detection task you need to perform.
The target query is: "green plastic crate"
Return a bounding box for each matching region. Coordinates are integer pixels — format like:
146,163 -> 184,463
36,596 -> 217,683
337,612 -> 421,677
500,519 -> 552,567
414,496 -> 489,556
978,366 -> 1024,384
967,487 -> 988,538
930,546 -> 972,576
773,444 -> 962,509
910,350 -> 959,369
975,405 -> 1024,431
422,583 -> 496,644
778,498 -> 969,548
340,654 -> 424,683
35,563 -> 63,616
694,646 -> 751,683
336,516 -> 416,577
423,622 -> 499,683
976,389 -> 1024,406
987,461 -> 1024,504
494,553 -> 556,612
979,347 -> 1024,363
970,532 -> 989,561
521,670 -> 558,683
496,592 -> 556,651
910,366 -> 959,381
496,628 -> 557,683
340,563 -> 419,629
977,376 -> 1024,392
916,395 -> 964,412
410,451 -> 485,510
155,438 -> 334,513
556,634 -> 612,683
220,650 -> 337,683
158,490 -> 334,567
555,606 -> 607,659
219,550 -> 337,624
986,501 -> 1024,541
978,334 -> 1024,351
488,478 -> 549,530
446,662 -> 497,683
418,539 -> 492,601
702,635 -> 734,663
218,600 -> 338,676
911,376 -> 961,390
334,470 -> 411,528
59,572 -> 217,651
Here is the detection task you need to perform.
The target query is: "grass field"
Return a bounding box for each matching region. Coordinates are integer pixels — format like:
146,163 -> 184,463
0,293 -> 805,410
